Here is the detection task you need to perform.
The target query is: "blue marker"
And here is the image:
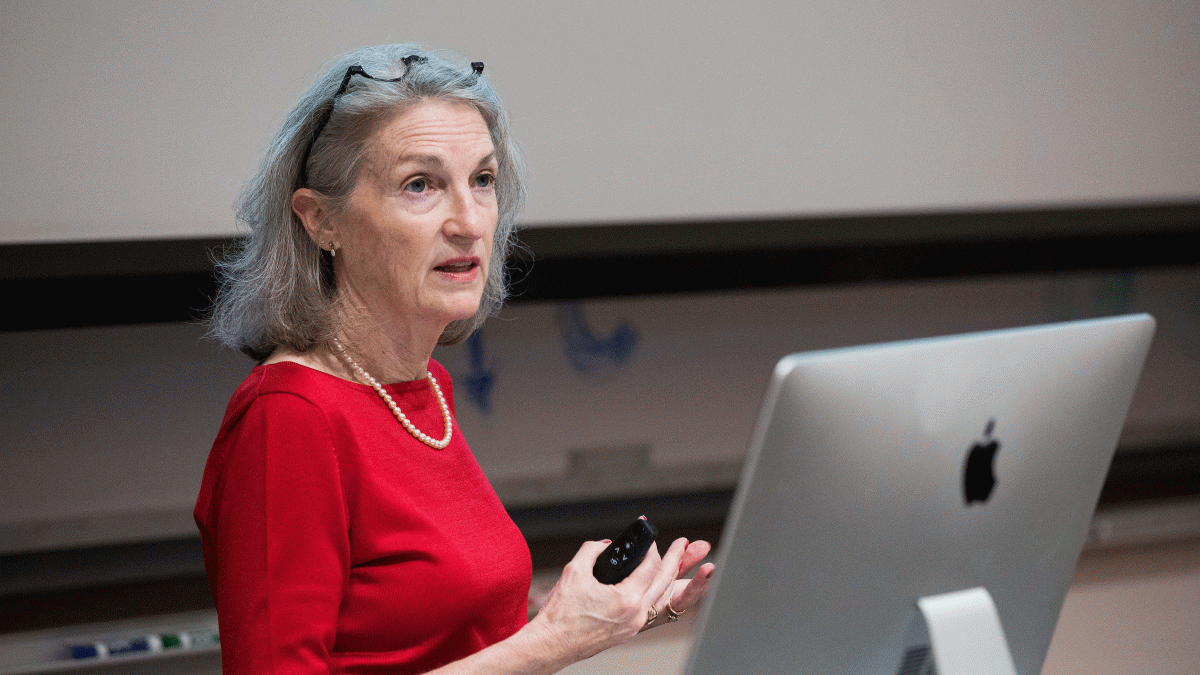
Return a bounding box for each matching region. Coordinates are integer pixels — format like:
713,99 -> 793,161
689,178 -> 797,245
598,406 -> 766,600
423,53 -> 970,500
105,637 -> 151,655
70,643 -> 105,659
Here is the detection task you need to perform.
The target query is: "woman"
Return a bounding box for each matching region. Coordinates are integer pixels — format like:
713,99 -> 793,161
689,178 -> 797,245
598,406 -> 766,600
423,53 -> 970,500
195,44 -> 714,674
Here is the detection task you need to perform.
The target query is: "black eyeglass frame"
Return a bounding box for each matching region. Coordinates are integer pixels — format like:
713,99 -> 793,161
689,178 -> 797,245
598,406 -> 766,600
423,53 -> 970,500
298,57 -> 485,187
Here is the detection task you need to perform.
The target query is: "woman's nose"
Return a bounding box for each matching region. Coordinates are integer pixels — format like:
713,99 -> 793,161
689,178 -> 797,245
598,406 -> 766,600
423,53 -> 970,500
444,186 -> 489,240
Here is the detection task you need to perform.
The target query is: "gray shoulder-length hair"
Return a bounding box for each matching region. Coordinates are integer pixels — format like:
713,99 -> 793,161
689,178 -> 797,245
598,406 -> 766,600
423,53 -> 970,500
208,44 -> 526,361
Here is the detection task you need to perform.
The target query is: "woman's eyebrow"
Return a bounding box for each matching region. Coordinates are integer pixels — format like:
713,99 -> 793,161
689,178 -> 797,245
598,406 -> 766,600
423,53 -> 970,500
388,151 -> 497,173
475,152 -> 497,169
391,153 -> 444,171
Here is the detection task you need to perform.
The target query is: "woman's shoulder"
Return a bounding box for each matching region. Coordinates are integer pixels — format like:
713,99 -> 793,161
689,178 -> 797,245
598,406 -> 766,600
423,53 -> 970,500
200,365 -> 326,483
218,361 -> 359,428
255,360 -> 351,395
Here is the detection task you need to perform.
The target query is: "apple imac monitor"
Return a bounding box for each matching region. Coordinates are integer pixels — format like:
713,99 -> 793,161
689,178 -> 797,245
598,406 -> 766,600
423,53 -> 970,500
684,314 -> 1155,675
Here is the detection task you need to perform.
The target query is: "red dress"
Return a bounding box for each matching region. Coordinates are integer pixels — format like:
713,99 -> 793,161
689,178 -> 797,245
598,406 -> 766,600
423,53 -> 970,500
194,360 -> 532,674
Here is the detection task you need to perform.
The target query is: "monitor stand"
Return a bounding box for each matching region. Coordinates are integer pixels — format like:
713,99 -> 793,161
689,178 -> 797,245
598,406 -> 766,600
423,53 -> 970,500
909,587 -> 1018,675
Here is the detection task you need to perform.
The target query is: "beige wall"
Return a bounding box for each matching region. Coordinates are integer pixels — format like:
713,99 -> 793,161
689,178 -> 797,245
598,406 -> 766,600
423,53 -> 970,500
2,0 -> 1199,243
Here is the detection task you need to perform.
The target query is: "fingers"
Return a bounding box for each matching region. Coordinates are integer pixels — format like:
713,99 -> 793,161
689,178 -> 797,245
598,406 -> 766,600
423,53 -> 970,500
677,540 -> 712,576
617,537 -> 661,588
636,538 -> 689,607
670,562 -> 715,611
574,538 -> 614,565
656,538 -> 690,591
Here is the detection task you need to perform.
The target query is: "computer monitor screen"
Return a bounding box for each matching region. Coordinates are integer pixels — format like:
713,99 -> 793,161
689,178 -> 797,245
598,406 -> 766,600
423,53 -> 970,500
684,314 -> 1155,675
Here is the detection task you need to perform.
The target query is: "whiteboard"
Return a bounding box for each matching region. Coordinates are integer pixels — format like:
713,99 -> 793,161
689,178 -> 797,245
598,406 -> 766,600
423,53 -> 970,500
1,0 -> 1197,244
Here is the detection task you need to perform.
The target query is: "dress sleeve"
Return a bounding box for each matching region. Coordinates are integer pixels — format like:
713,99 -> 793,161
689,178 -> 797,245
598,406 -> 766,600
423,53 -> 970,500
206,392 -> 350,675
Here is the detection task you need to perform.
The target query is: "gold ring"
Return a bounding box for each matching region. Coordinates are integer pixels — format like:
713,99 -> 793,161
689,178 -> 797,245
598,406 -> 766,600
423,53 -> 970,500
644,606 -> 658,628
665,600 -> 684,622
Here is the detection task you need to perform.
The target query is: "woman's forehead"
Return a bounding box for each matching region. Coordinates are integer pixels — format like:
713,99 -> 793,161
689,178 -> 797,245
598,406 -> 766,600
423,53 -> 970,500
369,100 -> 495,170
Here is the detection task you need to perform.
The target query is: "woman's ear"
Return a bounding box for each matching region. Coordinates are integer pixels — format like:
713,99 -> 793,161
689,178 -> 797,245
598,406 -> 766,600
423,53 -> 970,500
292,188 -> 337,251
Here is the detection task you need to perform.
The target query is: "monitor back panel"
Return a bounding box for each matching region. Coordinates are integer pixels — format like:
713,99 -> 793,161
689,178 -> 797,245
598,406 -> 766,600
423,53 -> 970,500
685,315 -> 1155,675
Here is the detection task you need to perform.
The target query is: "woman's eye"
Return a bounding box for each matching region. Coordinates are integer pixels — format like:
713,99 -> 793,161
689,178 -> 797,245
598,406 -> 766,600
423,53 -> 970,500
404,178 -> 428,193
474,173 -> 495,189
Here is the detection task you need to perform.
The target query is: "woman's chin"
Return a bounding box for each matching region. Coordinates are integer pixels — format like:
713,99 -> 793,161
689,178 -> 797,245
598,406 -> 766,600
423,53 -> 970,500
437,295 -> 484,324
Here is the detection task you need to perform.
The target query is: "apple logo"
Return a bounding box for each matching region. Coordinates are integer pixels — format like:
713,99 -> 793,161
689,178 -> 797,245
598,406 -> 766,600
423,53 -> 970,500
963,419 -> 1000,506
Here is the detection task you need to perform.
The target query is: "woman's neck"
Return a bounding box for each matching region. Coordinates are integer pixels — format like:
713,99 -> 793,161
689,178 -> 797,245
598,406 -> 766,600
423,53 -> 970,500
263,294 -> 447,384
330,302 -> 442,384
333,326 -> 433,383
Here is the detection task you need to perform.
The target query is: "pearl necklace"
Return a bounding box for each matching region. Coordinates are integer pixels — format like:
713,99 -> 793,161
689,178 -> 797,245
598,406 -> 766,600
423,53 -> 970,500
332,338 -> 453,450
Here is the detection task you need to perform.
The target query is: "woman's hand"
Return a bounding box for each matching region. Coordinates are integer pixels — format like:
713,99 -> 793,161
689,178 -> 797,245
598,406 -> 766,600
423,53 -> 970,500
527,536 -> 715,664
418,537 -> 716,675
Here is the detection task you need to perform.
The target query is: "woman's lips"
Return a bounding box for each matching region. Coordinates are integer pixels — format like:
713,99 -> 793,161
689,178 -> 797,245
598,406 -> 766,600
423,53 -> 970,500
434,257 -> 480,280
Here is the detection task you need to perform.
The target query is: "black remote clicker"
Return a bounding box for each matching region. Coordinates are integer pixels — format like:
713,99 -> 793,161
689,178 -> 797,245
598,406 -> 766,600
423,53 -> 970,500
593,517 -> 658,584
